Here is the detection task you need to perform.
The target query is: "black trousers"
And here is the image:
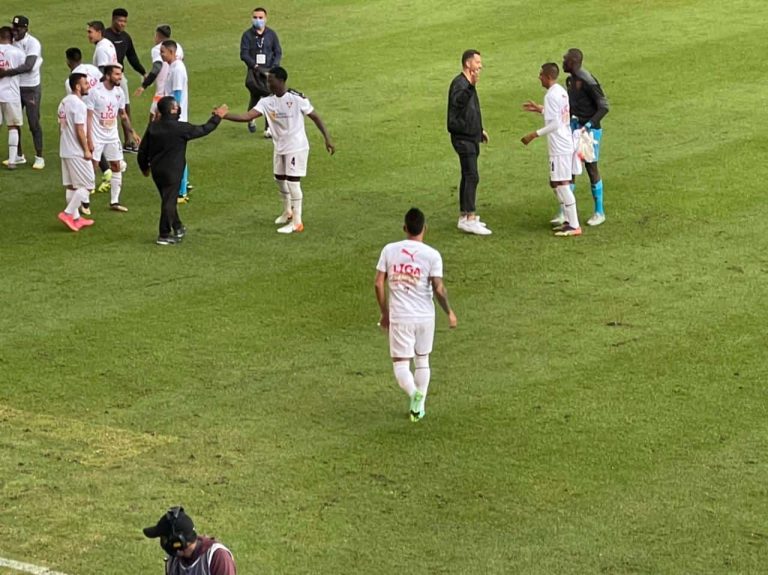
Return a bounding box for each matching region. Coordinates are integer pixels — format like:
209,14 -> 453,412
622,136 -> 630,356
20,86 -> 43,155
451,136 -> 480,213
154,177 -> 183,237
245,69 -> 270,127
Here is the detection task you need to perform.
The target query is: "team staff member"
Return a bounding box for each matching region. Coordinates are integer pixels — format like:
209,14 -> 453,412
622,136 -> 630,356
137,96 -> 228,245
447,49 -> 491,236
104,8 -> 146,152
563,48 -> 609,227
143,507 -> 236,575
240,6 -> 282,137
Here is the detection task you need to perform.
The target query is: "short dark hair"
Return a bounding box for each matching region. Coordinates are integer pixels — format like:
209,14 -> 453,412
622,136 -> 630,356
161,39 -> 177,51
270,66 -> 287,82
404,208 -> 425,236
112,8 -> 128,18
461,49 -> 480,67
253,7 -> 268,14
566,48 -> 583,64
156,24 -> 171,39
541,62 -> 559,79
157,96 -> 177,116
0,26 -> 13,41
103,64 -> 122,76
87,21 -> 106,33
65,47 -> 83,62
69,72 -> 86,91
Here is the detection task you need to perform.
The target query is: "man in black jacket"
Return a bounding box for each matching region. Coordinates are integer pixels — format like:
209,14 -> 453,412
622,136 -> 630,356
137,97 -> 228,245
447,49 -> 491,236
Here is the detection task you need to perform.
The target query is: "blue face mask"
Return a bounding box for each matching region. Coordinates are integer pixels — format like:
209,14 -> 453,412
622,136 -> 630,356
252,18 -> 265,29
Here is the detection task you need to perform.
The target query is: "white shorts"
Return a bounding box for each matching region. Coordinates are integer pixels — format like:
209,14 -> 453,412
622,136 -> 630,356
389,320 -> 435,358
61,157 -> 96,189
0,101 -> 23,126
273,149 -> 308,177
120,75 -> 130,105
549,154 -> 573,183
93,141 -> 124,163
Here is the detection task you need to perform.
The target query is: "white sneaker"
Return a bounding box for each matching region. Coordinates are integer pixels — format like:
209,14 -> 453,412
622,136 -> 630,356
277,221 -> 304,234
2,155 -> 25,167
263,127 -> 272,139
275,211 -> 293,225
586,213 -> 606,226
465,219 -> 492,236
458,216 -> 487,229
32,156 -> 45,170
550,212 -> 566,226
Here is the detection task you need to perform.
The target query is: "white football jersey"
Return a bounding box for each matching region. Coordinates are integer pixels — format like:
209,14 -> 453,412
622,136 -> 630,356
165,59 -> 188,121
0,44 -> 26,103
58,94 -> 88,158
376,239 -> 444,323
93,38 -> 118,69
151,42 -> 184,97
542,83 -> 573,157
255,90 -> 314,155
66,63 -> 102,96
87,82 -> 124,144
13,33 -> 42,87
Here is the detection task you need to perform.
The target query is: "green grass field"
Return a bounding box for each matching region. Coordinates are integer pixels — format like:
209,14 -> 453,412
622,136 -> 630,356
2,0 -> 768,573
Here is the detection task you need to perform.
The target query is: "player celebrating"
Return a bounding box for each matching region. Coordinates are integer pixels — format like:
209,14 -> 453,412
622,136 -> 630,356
563,48 -> 609,226
522,62 -> 581,237
0,27 -> 26,170
88,21 -> 117,72
223,66 -> 334,234
10,16 -> 44,170
375,208 -> 457,422
57,73 -> 95,231
87,63 -> 140,212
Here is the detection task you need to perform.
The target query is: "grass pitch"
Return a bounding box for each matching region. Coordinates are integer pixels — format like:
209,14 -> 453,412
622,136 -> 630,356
1,0 -> 768,573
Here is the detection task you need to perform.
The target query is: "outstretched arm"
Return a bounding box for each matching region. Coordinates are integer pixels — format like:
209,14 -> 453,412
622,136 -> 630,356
183,105 -> 229,140
430,277 -> 457,328
223,108 -> 263,123
307,111 -> 335,154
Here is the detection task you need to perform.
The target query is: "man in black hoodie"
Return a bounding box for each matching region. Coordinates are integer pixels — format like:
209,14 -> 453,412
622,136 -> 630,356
447,49 -> 491,236
137,96 -> 228,245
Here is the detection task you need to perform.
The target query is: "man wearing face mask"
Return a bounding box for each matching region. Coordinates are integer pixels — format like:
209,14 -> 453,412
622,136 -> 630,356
143,506 -> 237,574
137,96 -> 228,245
240,7 -> 282,137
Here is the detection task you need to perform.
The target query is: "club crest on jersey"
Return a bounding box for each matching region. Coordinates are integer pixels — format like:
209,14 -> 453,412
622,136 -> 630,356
286,101 -> 293,108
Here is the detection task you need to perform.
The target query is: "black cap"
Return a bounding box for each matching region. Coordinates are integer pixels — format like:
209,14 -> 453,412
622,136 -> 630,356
12,16 -> 29,27
143,507 -> 197,540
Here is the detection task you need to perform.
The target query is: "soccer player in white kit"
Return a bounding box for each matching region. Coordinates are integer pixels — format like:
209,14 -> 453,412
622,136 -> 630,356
58,72 -> 95,232
133,25 -> 184,123
0,27 -> 26,170
521,62 -> 582,237
375,208 -> 458,422
223,66 -> 335,234
88,63 -> 140,212
64,47 -> 102,95
88,21 -> 117,71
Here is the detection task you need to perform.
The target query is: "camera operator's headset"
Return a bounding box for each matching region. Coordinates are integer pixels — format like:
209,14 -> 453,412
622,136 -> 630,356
164,506 -> 193,552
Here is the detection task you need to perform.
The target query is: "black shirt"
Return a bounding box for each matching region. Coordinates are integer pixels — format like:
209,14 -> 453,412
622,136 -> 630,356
566,68 -> 609,129
103,28 -> 146,76
447,73 -> 483,142
240,27 -> 282,69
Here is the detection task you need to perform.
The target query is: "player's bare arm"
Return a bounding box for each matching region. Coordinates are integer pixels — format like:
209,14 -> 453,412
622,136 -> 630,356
374,271 -> 389,330
86,109 -> 95,152
119,109 -> 141,145
430,277 -> 457,328
522,100 -> 544,113
76,124 -> 92,161
307,111 -> 335,154
520,131 -> 538,146
223,108 -> 262,122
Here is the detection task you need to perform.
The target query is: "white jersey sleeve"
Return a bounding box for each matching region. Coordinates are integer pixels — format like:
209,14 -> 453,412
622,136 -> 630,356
540,84 -> 573,156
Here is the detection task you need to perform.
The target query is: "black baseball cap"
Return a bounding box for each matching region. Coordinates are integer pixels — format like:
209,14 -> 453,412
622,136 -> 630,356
12,16 -> 29,27
143,507 -> 197,540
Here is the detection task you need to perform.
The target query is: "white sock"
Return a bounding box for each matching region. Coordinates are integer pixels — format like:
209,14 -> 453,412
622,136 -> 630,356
393,360 -> 416,398
557,185 -> 579,228
110,171 -> 123,204
276,179 -> 291,214
287,180 -> 303,224
414,355 -> 431,410
8,130 -> 18,164
64,188 -> 80,216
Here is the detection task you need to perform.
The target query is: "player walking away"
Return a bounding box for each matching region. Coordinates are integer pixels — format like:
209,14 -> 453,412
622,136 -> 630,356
104,8 -> 146,153
58,73 -> 96,232
88,64 -> 140,212
223,66 -> 334,234
159,40 -> 192,203
134,24 -> 185,124
3,16 -> 44,170
143,507 -> 237,575
375,208 -> 457,422
240,6 -> 282,137
138,97 -> 228,246
88,21 -> 118,72
521,63 -> 581,237
0,27 -> 26,171
563,48 -> 609,227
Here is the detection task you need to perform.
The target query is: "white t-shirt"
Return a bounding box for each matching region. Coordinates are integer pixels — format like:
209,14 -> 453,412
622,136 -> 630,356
66,63 -> 102,96
58,94 -> 88,158
255,91 -> 314,155
12,33 -> 42,87
0,44 -> 26,103
376,239 -> 443,323
165,59 -> 188,121
93,38 -> 118,69
87,82 -> 124,144
539,83 -> 573,157
151,42 -> 184,97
